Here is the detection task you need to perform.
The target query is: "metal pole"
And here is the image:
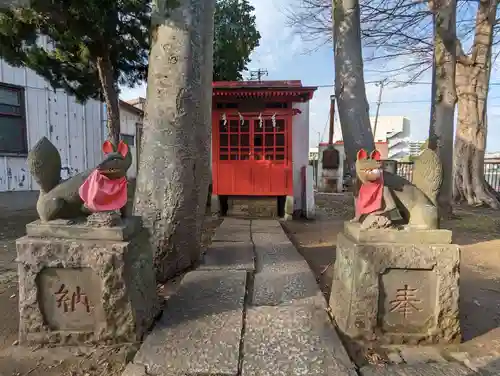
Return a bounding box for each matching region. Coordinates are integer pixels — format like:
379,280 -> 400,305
328,95 -> 335,145
316,131 -> 321,187
373,79 -> 387,140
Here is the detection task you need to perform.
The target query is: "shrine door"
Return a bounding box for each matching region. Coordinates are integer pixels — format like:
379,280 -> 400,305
214,114 -> 293,196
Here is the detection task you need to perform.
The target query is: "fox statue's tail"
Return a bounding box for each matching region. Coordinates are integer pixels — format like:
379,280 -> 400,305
27,137 -> 62,193
411,148 -> 443,206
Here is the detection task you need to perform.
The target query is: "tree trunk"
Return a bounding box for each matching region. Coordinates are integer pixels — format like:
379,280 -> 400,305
194,0 -> 215,242
134,0 -> 211,283
96,55 -> 120,145
333,0 -> 375,170
428,0 -> 457,218
453,0 -> 499,208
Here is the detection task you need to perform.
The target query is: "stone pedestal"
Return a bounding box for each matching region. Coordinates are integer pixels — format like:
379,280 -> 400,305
285,195 -> 294,220
210,194 -> 220,214
229,197 -> 278,218
329,222 -> 460,345
16,217 -> 160,346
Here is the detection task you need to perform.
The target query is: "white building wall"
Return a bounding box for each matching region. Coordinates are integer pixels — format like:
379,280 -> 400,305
292,101 -> 310,212
0,59 -> 106,192
119,106 -> 142,178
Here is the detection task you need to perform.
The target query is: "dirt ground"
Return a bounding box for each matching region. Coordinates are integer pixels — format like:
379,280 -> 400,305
0,204 -> 220,376
283,192 -> 500,366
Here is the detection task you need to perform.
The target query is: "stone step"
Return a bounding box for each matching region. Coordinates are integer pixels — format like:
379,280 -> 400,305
212,218 -> 251,242
128,270 -> 247,376
251,219 -> 286,235
229,198 -> 278,218
200,241 -> 255,272
220,217 -> 252,227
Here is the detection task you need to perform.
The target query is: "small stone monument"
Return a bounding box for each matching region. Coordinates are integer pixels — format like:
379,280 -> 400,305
329,148 -> 460,344
16,138 -> 160,346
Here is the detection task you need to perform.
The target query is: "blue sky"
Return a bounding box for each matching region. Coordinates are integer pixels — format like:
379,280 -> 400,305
120,0 -> 500,152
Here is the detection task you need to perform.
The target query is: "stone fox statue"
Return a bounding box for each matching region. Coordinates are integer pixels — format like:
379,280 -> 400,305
353,148 -> 443,230
27,137 -> 132,222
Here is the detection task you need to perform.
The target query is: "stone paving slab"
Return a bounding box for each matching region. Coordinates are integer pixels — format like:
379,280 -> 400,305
213,220 -> 251,242
242,301 -> 357,376
200,241 -> 255,271
251,219 -> 284,234
212,230 -> 251,242
360,363 -> 481,375
252,232 -> 305,270
253,231 -> 291,243
223,217 -> 251,225
251,225 -> 283,233
131,270 -> 246,376
250,219 -> 281,228
252,227 -> 321,305
252,263 -> 322,306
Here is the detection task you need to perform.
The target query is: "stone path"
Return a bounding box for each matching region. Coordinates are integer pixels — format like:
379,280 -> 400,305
123,218 -> 357,376
122,218 -> 495,376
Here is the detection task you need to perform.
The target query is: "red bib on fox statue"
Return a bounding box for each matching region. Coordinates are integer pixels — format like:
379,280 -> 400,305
79,140 -> 128,212
355,149 -> 384,218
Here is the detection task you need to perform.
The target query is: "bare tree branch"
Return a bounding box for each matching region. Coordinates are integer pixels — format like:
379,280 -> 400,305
285,0 -> 496,82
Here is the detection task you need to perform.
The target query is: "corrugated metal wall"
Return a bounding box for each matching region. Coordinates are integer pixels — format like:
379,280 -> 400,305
0,46 -> 106,191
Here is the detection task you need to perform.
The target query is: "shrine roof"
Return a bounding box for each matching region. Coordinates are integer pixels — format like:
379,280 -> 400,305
213,80 -> 317,100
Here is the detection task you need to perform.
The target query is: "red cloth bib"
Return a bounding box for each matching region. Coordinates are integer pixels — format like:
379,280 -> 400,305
79,170 -> 127,212
355,176 -> 384,217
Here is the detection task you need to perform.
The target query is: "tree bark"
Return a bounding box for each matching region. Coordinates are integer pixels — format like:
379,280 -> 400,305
428,0 -> 457,218
96,55 -> 120,145
195,0 -> 215,242
333,0 -> 375,170
134,0 -> 212,283
453,0 -> 499,208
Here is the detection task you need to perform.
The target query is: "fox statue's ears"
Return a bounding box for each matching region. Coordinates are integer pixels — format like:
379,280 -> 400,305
102,140 -> 114,154
117,141 -> 129,157
356,148 -> 381,161
370,149 -> 381,161
102,140 -> 129,157
357,148 -> 368,160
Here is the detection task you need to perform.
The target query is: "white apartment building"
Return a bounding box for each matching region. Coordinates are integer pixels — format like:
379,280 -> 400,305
409,141 -> 426,156
371,116 -> 410,159
332,115 -> 411,160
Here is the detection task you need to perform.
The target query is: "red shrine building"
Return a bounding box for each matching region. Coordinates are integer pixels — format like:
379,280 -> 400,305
210,80 -> 317,218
